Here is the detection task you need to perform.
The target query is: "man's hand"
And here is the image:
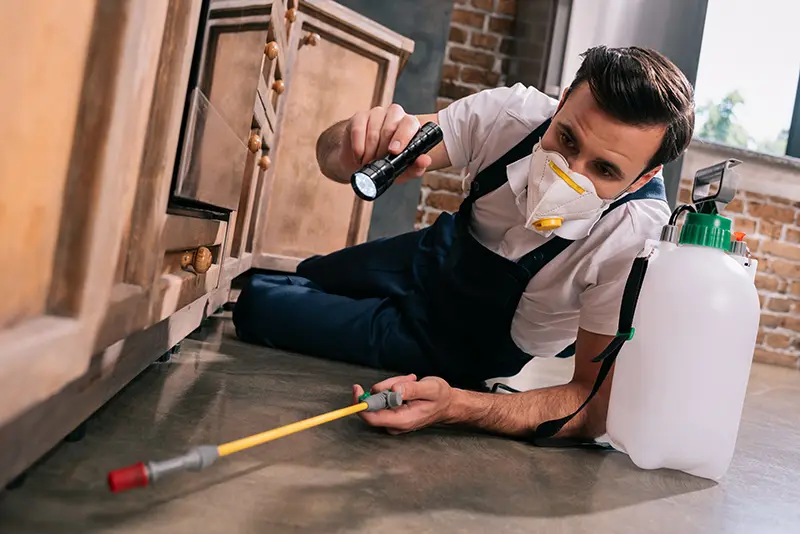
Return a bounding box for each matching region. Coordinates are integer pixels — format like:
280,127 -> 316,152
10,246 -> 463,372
352,374 -> 453,434
315,105 -> 449,185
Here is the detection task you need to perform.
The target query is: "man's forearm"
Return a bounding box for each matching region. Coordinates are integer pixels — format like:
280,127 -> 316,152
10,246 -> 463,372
315,119 -> 350,184
444,381 -> 607,439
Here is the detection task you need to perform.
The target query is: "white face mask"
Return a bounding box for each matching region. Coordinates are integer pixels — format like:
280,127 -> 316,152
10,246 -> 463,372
516,142 -> 615,238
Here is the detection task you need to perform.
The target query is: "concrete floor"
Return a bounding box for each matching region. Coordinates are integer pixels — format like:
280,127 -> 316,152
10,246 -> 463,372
1,315 -> 799,533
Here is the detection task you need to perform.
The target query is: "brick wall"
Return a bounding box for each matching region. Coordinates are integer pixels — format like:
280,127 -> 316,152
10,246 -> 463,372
681,141 -> 800,369
677,182 -> 800,368
416,0 -> 554,228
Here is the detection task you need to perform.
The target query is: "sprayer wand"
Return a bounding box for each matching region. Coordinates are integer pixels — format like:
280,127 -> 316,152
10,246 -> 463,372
107,390 -> 402,493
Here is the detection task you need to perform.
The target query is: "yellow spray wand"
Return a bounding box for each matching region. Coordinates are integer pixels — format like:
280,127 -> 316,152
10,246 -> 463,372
107,390 -> 402,493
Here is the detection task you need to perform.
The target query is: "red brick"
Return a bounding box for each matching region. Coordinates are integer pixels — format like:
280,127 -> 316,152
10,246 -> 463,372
765,332 -> 792,349
422,171 -> 466,194
748,202 -> 797,223
470,32 -> 499,50
786,227 -> 800,244
452,8 -> 486,29
753,348 -> 798,368
755,274 -> 781,292
760,314 -> 784,328
733,217 -> 757,235
747,192 -> 767,201
678,186 -> 692,205
460,66 -> 500,86
769,195 -> 793,205
785,316 -> 800,333
725,198 -> 744,213
471,0 -> 494,10
761,240 -> 800,261
426,191 -> 464,212
449,26 -> 468,44
499,37 -> 515,55
770,259 -> 800,279
441,64 -> 460,81
415,209 -> 423,225
747,237 -> 761,253
758,220 -> 783,239
497,0 -> 518,15
439,81 -> 476,100
423,210 -> 442,225
767,298 -> 793,313
488,16 -> 514,34
756,329 -> 766,345
436,97 -> 453,112
790,281 -> 800,297
449,46 -> 495,69
796,212 -> 800,226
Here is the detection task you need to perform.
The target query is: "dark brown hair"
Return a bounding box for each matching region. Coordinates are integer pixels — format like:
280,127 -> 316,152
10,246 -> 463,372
564,46 -> 695,172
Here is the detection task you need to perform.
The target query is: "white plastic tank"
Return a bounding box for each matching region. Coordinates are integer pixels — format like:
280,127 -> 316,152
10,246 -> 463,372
605,211 -> 761,480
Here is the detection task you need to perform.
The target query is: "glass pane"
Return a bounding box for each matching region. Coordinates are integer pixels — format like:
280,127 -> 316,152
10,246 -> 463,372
693,0 -> 800,156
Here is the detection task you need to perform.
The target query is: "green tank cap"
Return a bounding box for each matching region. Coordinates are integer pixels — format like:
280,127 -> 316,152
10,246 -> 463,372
679,212 -> 732,250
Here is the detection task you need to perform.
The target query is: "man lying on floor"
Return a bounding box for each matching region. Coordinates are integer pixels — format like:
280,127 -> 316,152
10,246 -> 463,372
233,45 -> 695,440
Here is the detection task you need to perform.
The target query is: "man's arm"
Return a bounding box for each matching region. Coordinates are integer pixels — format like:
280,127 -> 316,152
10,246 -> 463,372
446,328 -> 615,438
315,104 -> 451,184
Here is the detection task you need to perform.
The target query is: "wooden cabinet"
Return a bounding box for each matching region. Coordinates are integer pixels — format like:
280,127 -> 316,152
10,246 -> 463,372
0,0 -> 412,488
253,0 -> 413,271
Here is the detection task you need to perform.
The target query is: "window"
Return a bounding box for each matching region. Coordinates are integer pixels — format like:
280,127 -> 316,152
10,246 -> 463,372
693,0 -> 800,158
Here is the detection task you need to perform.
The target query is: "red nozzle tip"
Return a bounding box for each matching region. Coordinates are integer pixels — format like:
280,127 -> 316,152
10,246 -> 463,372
108,462 -> 149,493
733,231 -> 746,242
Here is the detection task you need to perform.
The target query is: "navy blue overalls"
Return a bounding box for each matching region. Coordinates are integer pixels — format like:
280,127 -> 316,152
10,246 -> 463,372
233,118 -> 667,390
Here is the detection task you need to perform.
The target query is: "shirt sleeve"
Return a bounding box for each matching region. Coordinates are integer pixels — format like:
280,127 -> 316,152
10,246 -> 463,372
436,85 -> 520,170
578,200 -> 669,335
577,212 -> 645,336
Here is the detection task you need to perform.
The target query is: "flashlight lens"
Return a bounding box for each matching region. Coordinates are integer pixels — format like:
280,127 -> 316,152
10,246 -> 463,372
354,172 -> 377,199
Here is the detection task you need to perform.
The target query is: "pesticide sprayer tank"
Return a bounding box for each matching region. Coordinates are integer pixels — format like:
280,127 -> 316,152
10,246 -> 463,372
605,165 -> 761,481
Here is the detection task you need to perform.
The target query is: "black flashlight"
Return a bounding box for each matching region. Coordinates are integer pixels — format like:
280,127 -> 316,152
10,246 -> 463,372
351,122 -> 443,201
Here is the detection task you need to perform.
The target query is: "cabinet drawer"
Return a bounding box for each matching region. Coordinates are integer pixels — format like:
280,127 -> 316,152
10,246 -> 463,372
174,88 -> 250,210
155,213 -> 227,321
173,1 -> 270,208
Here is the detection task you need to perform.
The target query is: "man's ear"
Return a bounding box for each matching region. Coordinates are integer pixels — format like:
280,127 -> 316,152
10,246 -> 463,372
628,164 -> 663,192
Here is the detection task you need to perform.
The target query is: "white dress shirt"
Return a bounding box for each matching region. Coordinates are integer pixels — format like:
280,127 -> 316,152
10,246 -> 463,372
437,83 -> 670,357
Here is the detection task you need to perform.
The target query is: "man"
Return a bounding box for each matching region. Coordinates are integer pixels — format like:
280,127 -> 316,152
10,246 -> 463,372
233,46 -> 694,440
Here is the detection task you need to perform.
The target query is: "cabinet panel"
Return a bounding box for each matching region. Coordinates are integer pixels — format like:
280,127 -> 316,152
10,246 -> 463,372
172,3 -> 269,208
254,13 -> 400,268
0,1 -> 96,330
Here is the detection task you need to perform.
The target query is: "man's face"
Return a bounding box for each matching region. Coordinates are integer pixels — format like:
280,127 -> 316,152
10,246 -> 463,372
540,83 -> 666,200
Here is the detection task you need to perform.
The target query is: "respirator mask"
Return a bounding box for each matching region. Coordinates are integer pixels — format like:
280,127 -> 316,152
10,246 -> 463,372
515,142 -> 630,239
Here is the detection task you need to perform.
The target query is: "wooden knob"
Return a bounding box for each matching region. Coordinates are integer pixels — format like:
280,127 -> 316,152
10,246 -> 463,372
193,247 -> 213,274
272,79 -> 285,95
258,155 -> 271,170
286,8 -> 297,23
265,41 -> 279,60
248,133 -> 262,153
303,33 -> 321,47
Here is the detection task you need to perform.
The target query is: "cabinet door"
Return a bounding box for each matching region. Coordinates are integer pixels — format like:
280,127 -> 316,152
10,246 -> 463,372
99,0 -> 203,351
172,1 -> 270,210
0,0 -> 169,487
252,10 -> 401,271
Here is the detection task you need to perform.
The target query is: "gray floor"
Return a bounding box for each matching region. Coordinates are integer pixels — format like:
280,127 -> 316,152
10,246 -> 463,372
1,315 -> 799,533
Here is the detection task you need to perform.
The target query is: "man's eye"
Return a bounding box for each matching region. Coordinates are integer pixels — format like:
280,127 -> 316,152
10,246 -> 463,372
596,165 -> 614,178
559,132 -> 575,149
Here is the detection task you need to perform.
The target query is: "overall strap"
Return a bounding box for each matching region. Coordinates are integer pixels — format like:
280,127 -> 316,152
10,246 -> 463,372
528,252 -> 651,445
463,119 -> 552,205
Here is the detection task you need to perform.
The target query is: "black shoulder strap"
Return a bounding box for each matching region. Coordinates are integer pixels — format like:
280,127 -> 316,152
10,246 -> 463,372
526,252 -> 651,444
464,119 -> 552,203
